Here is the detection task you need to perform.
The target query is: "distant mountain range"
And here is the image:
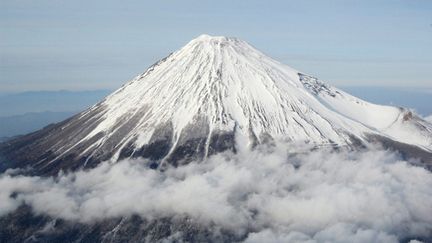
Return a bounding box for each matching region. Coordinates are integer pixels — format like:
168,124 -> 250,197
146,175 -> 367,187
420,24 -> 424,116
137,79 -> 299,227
0,90 -> 111,138
0,90 -> 111,117
0,111 -> 77,138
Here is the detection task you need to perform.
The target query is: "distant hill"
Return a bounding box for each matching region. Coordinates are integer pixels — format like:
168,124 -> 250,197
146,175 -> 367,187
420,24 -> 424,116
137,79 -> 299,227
0,111 -> 77,137
0,90 -> 112,138
0,90 -> 111,117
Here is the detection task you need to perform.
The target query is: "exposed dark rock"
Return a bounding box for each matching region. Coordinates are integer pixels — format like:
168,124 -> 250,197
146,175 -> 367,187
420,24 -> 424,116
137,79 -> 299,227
367,134 -> 432,170
0,206 -> 245,243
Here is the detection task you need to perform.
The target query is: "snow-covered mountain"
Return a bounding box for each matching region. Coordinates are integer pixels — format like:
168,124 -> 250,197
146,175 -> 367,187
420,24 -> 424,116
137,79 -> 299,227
1,34 -> 431,175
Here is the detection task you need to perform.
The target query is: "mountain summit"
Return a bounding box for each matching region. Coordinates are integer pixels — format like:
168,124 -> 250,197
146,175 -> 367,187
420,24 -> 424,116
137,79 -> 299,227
1,34 -> 431,174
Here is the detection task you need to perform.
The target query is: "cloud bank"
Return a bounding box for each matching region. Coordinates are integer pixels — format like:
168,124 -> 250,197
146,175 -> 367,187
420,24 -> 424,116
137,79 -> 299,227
1,144 -> 432,242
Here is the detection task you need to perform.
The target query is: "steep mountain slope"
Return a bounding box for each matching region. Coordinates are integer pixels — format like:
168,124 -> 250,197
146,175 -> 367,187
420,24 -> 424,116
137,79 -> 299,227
1,35 -> 431,175
299,74 -> 432,151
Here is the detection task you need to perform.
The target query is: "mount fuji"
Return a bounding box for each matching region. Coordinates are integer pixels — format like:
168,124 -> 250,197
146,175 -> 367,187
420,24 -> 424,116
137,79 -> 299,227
1,35 -> 432,243
1,34 -> 431,175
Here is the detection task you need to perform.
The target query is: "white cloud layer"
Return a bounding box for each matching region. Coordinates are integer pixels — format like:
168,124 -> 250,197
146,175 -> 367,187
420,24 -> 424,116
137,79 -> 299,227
1,144 -> 432,242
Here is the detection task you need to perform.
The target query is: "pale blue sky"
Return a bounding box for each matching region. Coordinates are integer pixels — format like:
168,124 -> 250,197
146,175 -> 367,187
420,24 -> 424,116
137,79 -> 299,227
1,0 -> 431,92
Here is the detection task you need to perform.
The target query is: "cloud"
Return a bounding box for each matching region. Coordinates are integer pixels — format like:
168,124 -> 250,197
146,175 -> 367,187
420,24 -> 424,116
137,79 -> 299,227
1,144 -> 432,242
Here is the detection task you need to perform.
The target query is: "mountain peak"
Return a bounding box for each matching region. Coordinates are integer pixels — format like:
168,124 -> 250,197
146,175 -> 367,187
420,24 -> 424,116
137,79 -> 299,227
186,34 -> 246,50
2,35 -> 431,175
192,34 -> 236,42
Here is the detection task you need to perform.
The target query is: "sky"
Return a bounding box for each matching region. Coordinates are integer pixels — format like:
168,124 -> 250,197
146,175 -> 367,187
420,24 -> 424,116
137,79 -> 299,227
1,0 -> 431,92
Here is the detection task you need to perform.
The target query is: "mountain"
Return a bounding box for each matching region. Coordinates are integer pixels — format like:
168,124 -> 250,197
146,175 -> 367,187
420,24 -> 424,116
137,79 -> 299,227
1,35 -> 432,243
1,34 -> 432,175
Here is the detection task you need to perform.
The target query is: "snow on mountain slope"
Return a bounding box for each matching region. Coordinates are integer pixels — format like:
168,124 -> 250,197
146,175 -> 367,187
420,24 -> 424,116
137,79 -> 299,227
77,35 -> 371,157
298,74 -> 432,150
1,34 -> 431,175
